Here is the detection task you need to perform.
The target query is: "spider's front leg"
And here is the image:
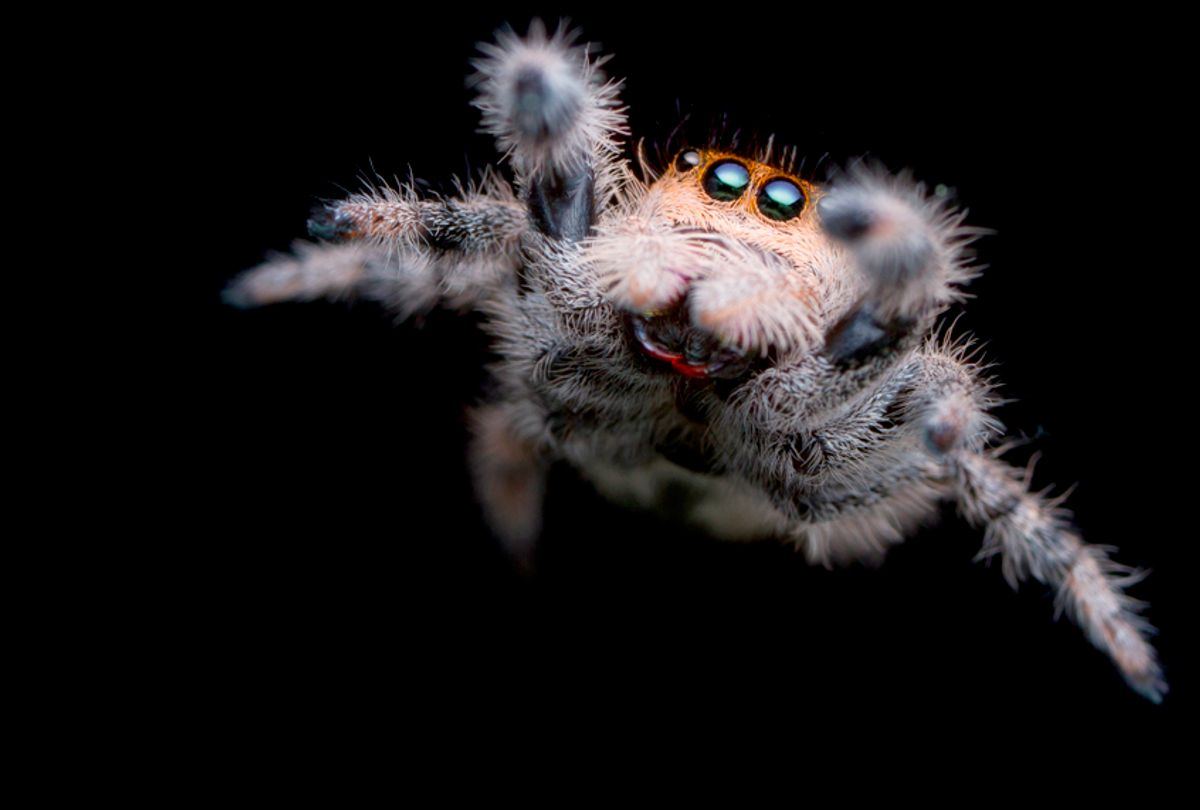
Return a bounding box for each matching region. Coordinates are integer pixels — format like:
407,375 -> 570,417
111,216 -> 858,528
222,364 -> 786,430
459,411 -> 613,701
818,166 -> 983,366
471,20 -> 628,242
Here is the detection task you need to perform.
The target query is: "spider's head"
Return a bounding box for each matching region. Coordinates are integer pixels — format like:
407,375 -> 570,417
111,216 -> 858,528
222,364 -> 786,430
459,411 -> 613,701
587,148 -> 847,379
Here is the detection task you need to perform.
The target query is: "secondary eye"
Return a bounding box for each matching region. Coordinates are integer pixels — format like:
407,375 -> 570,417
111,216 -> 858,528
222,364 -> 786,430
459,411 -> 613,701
703,160 -> 750,201
757,178 -> 806,221
675,150 -> 702,172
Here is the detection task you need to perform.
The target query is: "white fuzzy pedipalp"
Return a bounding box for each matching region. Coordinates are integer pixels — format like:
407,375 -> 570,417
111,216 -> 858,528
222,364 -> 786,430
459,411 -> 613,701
687,238 -> 820,355
585,215 -> 716,313
587,222 -> 819,355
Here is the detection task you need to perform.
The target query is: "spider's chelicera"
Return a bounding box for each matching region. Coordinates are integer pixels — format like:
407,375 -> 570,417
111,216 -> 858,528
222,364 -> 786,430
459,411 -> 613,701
226,21 -> 1166,701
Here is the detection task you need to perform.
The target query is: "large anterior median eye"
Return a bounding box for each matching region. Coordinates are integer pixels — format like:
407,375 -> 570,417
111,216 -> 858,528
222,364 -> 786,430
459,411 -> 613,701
703,160 -> 751,201
757,178 -> 806,221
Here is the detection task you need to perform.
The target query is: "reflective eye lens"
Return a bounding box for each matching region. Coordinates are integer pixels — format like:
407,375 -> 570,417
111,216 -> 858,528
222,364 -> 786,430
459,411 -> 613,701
675,150 -> 702,171
757,178 -> 806,221
703,160 -> 750,201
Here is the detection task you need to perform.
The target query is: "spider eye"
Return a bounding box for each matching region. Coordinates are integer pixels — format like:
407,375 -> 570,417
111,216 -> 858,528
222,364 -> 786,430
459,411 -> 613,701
675,150 -> 702,172
703,160 -> 750,202
757,178 -> 806,221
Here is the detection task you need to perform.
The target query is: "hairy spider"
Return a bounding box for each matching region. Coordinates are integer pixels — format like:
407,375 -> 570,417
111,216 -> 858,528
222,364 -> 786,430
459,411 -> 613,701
225,21 -> 1165,701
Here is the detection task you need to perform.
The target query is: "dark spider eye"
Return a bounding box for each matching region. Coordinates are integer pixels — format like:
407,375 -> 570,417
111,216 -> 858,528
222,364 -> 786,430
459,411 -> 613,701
703,160 -> 751,201
675,150 -> 702,172
757,178 -> 806,221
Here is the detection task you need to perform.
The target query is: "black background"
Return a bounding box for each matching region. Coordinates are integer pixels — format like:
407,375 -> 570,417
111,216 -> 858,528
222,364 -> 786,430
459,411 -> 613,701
186,6 -> 1190,746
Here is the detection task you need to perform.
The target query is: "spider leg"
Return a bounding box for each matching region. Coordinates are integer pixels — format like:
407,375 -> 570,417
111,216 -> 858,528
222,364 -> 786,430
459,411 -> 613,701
948,449 -> 1166,702
737,334 -> 1165,699
468,400 -> 549,570
226,171 -> 527,315
471,20 -> 628,241
311,169 -> 527,252
223,241 -> 439,316
223,240 -> 386,308
909,375 -> 1168,702
819,165 -> 984,364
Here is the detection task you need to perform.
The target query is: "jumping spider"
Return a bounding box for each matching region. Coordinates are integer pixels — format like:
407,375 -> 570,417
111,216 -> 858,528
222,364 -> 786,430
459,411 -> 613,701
225,21 -> 1166,701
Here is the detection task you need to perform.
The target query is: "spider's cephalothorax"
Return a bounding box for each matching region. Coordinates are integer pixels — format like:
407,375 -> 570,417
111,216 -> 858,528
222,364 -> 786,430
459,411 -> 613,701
226,21 -> 1166,701
599,148 -> 823,382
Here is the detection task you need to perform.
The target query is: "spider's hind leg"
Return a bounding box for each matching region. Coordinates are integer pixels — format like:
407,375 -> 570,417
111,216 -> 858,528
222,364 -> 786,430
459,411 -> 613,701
471,21 -> 628,241
468,401 -> 550,571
